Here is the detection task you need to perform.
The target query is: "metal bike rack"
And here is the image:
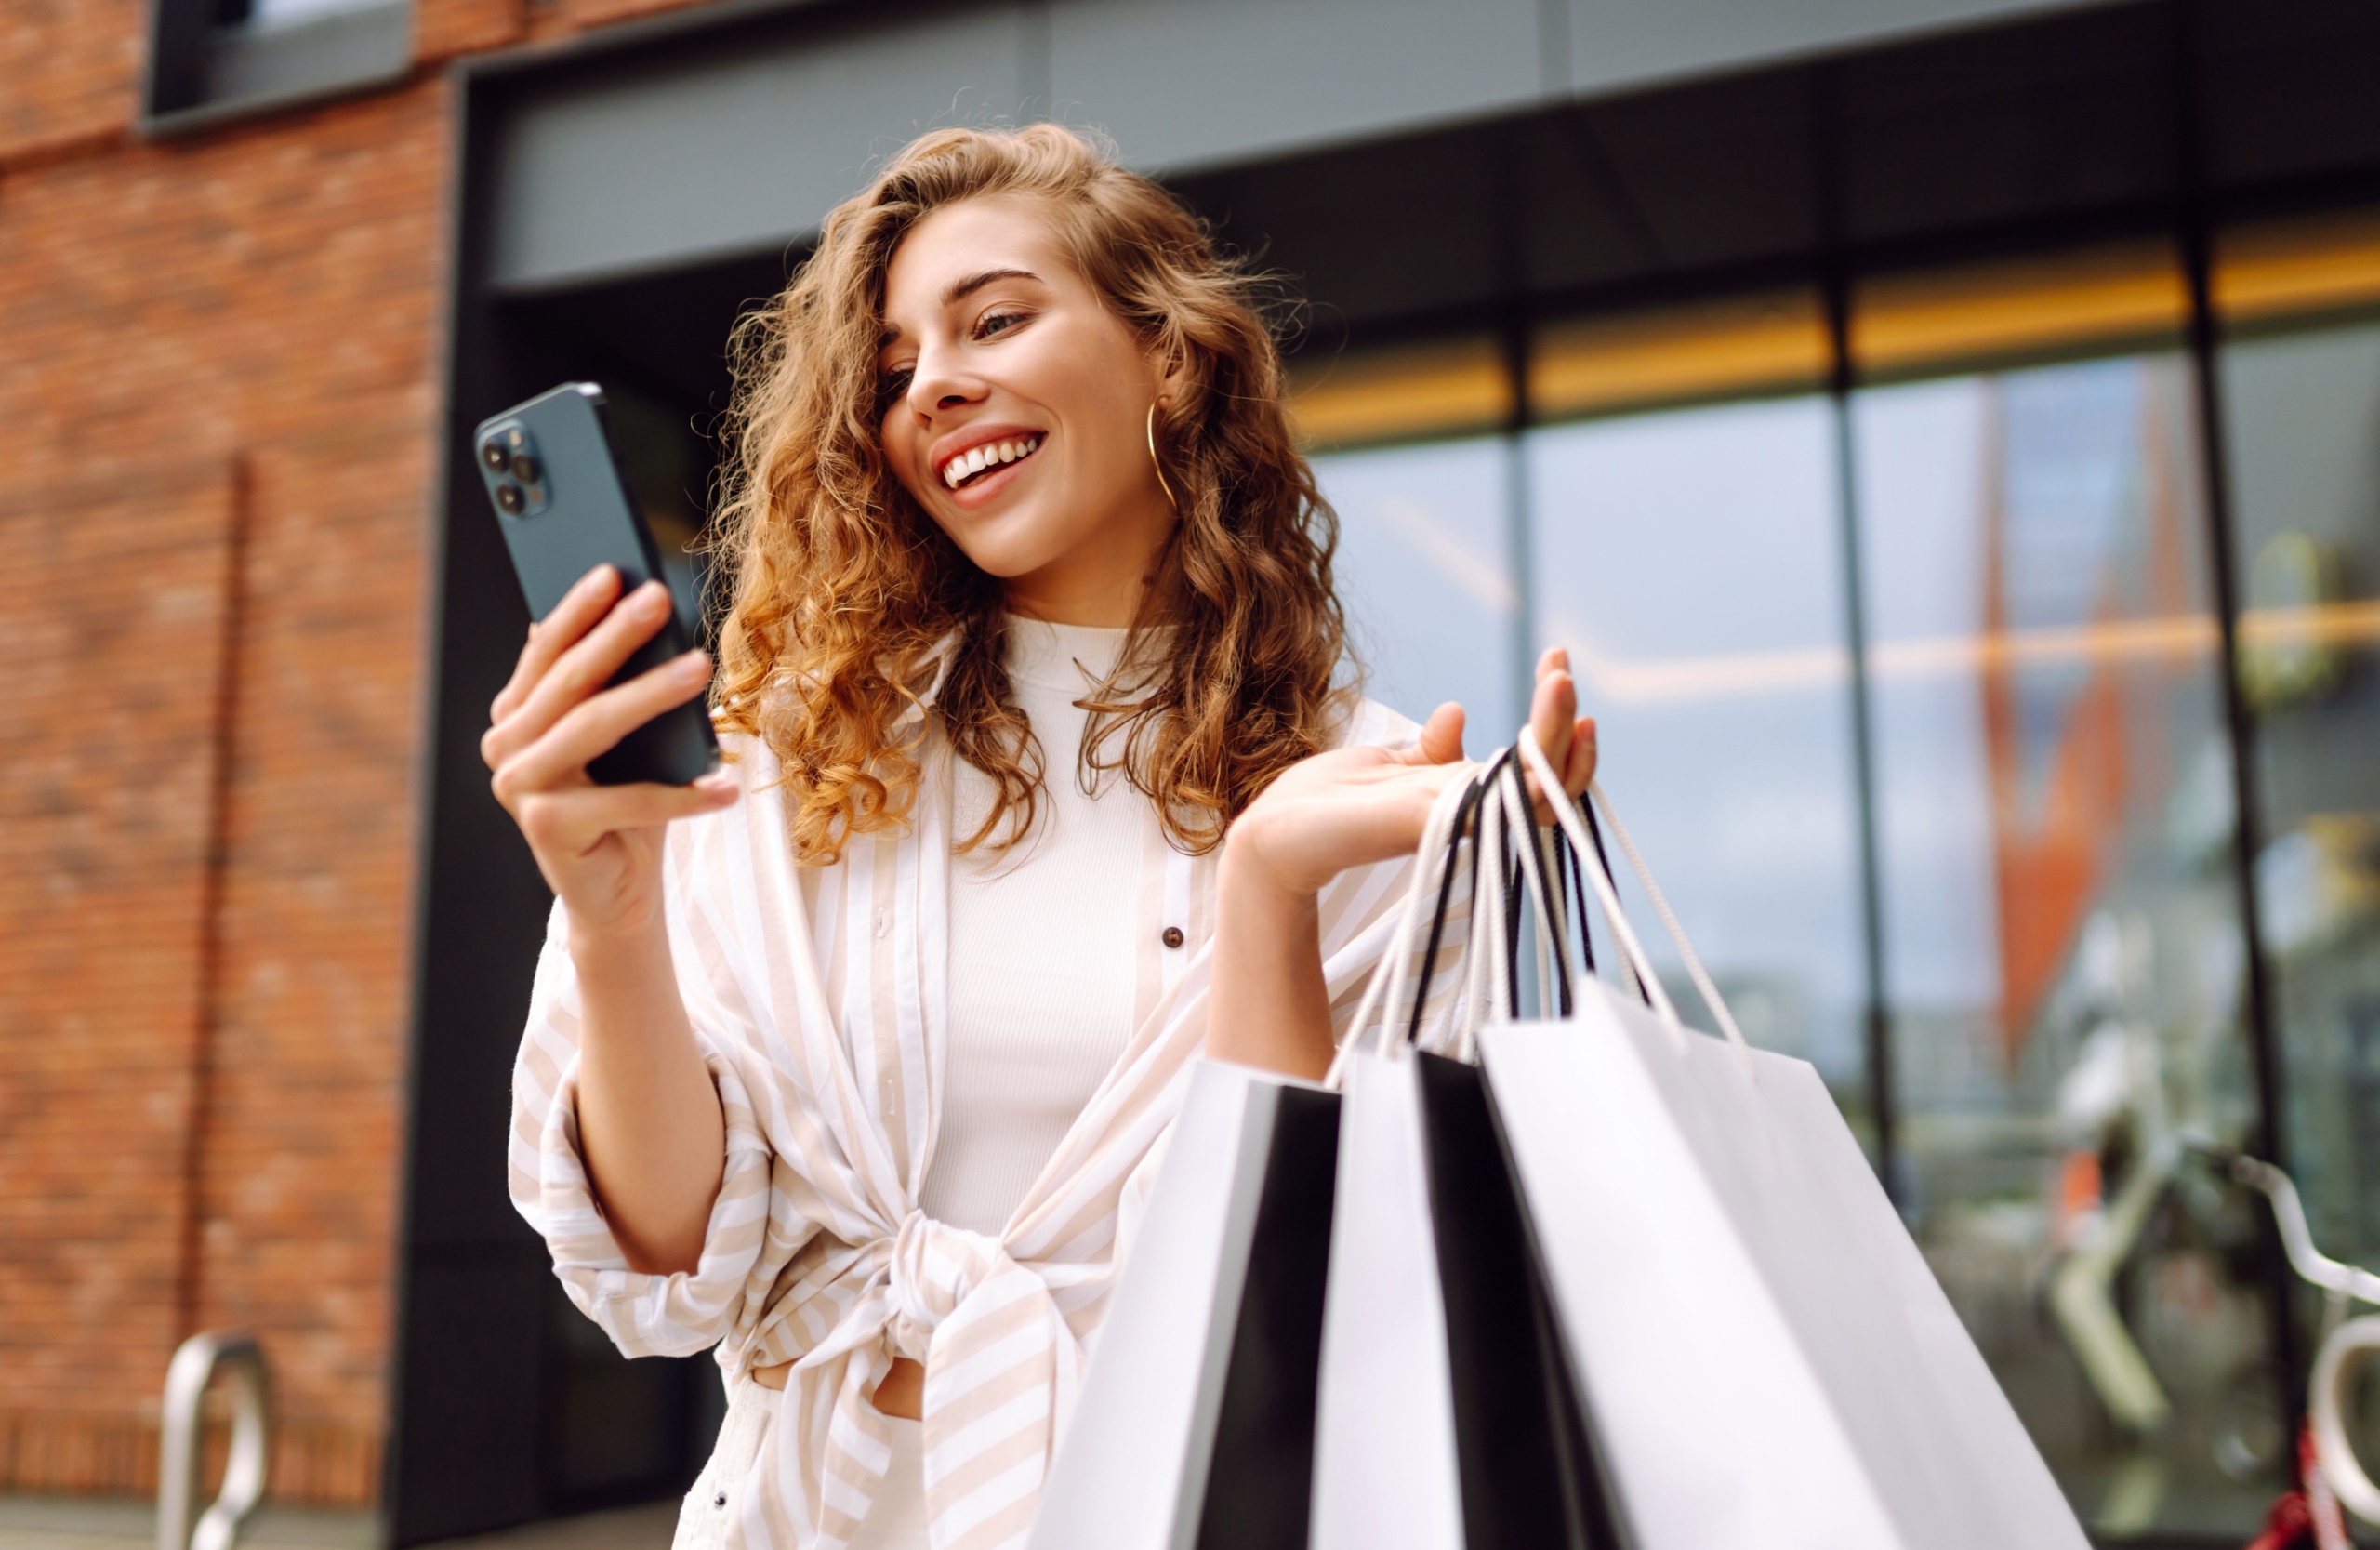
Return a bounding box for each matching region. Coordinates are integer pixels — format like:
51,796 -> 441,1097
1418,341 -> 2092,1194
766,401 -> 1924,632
159,1331 -> 271,1550
2231,1156 -> 2380,1526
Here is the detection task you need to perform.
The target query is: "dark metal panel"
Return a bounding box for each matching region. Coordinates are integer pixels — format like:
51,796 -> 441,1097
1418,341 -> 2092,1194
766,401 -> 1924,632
389,66 -> 722,1543
390,1253 -> 550,1543
1567,0 -> 2100,96
486,0 -> 1032,291
478,0 -> 2121,296
1829,1 -> 2178,246
1047,0 -> 1542,175
2199,0 -> 2380,198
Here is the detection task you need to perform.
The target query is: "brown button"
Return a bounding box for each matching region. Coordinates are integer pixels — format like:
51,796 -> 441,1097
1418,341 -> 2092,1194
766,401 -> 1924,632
1161,926 -> 1185,949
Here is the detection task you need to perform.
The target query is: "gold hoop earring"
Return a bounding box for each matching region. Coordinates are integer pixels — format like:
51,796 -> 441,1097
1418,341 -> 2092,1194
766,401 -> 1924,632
1146,403 -> 1179,510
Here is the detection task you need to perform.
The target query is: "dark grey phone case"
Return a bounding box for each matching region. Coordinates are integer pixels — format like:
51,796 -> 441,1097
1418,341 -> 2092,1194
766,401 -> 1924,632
473,381 -> 720,788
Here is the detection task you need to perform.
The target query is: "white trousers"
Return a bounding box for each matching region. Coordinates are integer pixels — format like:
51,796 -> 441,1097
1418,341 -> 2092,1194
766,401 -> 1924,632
674,1379 -> 930,1550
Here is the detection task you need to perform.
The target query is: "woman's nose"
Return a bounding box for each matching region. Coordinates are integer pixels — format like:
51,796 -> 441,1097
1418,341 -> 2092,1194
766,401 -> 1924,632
907,346 -> 985,415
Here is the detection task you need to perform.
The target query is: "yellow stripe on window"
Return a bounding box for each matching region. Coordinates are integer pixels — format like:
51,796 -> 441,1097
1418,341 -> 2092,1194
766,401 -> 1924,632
2216,207 -> 2380,325
1286,337 -> 1513,449
1853,240 -> 2188,378
1529,290 -> 1830,419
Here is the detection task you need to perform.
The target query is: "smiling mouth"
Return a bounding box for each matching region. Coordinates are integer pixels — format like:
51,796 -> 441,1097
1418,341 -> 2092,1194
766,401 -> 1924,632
940,434 -> 1043,491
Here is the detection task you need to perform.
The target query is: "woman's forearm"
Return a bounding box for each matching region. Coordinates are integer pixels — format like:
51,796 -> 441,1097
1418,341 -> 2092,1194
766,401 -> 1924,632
570,918 -> 727,1274
1206,840 -> 1337,1081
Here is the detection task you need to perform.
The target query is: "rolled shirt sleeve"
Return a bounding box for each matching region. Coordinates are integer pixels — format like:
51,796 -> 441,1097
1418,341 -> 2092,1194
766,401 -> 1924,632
509,897 -> 785,1358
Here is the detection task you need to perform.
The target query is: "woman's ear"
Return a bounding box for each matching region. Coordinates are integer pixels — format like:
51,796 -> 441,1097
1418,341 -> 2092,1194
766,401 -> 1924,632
1148,333 -> 1192,410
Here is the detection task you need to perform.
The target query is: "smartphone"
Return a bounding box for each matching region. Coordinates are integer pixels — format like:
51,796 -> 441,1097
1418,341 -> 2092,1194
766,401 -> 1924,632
472,382 -> 720,787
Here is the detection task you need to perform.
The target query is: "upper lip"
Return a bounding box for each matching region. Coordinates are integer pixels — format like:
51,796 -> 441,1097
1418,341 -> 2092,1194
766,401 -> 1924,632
930,425 -> 1045,485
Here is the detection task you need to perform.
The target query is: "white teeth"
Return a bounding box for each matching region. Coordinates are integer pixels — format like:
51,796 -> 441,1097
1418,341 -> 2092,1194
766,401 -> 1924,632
942,436 -> 1039,489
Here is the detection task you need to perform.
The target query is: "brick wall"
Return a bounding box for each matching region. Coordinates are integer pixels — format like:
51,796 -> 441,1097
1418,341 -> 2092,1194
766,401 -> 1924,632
0,0 -> 714,1504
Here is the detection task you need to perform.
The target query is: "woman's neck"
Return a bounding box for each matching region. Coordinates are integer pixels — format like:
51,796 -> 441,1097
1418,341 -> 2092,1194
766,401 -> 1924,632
1000,494 -> 1175,627
1003,561 -> 1170,628
1004,591 -> 1137,628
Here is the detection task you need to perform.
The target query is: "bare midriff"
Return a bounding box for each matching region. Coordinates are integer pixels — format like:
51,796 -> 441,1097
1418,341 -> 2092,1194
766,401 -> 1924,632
749,1354 -> 925,1420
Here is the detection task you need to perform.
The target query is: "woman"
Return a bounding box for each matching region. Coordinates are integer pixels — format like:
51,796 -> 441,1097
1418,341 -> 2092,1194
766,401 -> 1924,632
491,125 -> 1596,1550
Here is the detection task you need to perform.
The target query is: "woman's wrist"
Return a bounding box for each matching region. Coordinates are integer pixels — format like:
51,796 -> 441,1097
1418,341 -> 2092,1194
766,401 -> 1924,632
1218,822 -> 1316,920
569,909 -> 675,1003
1210,830 -> 1332,1079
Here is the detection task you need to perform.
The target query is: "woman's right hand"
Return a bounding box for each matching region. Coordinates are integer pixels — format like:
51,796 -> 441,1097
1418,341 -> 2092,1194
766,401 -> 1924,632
481,564 -> 739,939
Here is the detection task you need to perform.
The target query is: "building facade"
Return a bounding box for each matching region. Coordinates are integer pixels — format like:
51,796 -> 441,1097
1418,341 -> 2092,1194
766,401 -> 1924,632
7,0 -> 2380,1543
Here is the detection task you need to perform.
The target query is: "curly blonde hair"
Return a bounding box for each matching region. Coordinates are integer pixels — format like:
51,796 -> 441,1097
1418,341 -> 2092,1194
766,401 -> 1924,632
710,123 -> 1352,863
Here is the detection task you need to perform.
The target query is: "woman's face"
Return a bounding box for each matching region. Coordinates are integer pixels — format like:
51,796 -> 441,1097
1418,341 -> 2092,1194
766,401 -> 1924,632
877,195 -> 1177,626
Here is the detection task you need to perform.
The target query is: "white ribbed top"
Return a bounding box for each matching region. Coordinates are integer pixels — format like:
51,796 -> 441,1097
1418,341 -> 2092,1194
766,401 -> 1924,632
922,616 -> 1152,1237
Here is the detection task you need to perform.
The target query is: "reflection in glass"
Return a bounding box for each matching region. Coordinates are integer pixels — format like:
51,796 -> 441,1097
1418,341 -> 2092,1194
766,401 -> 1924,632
2221,322 -> 2380,1363
1856,357 -> 2279,1536
1311,437 -> 1519,746
1527,399 -> 1869,1109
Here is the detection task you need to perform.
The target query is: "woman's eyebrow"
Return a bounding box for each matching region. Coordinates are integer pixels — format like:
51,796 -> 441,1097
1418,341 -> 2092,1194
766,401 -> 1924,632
880,268 -> 1044,351
942,267 -> 1039,307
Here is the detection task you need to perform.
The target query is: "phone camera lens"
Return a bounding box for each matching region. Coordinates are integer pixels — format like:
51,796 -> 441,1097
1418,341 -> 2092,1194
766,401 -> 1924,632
481,440 -> 509,472
510,452 -> 541,484
496,481 -> 525,514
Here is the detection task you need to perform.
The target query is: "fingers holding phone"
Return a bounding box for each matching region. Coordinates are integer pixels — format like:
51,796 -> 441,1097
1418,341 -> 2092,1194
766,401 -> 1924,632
482,563 -> 736,933
484,569 -> 677,769
487,561 -> 628,735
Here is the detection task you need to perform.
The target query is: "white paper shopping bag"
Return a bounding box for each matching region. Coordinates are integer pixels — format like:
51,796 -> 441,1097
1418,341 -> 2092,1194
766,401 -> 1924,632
1309,765 -> 1617,1550
1479,730 -> 2091,1550
1028,1058 -> 1337,1550
1309,1046 -> 1465,1550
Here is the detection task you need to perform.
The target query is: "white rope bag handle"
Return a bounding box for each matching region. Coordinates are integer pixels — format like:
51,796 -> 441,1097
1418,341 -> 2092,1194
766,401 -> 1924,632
1514,725 -> 1752,1061
1448,752 -> 1570,1063
1354,751 -> 1574,1072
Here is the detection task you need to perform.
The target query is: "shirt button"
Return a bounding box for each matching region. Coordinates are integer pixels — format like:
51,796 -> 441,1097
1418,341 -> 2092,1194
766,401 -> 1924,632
1161,926 -> 1184,949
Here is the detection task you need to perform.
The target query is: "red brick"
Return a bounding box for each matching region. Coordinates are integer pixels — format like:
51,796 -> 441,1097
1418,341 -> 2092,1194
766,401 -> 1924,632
3,0 -> 720,1504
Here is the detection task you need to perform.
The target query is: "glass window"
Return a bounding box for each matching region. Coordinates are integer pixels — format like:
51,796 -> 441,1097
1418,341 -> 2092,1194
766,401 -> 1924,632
1312,436 -> 1519,747
146,0 -> 409,126
1526,398 -> 1871,1112
2218,318 -> 2380,1276
1297,213 -> 2380,1539
1854,356 -> 2279,1536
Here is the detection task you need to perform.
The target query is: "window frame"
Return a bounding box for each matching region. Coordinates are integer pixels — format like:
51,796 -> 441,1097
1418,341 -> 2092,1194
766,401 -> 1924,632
139,0 -> 414,136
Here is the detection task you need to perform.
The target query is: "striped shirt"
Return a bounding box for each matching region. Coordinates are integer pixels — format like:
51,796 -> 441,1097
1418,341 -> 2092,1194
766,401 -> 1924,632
509,691 -> 1437,1550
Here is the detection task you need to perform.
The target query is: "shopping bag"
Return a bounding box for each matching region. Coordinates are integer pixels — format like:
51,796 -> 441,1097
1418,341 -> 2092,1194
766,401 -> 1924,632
1027,1057 -> 1338,1550
1477,730 -> 2091,1550
1310,762 -> 1624,1550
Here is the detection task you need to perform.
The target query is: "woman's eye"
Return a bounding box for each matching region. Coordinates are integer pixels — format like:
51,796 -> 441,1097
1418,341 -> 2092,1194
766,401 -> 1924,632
878,367 -> 913,410
976,310 -> 1026,340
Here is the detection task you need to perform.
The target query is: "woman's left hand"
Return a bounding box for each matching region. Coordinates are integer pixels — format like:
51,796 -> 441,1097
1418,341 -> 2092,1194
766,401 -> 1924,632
1208,648 -> 1595,1079
1223,647 -> 1598,895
